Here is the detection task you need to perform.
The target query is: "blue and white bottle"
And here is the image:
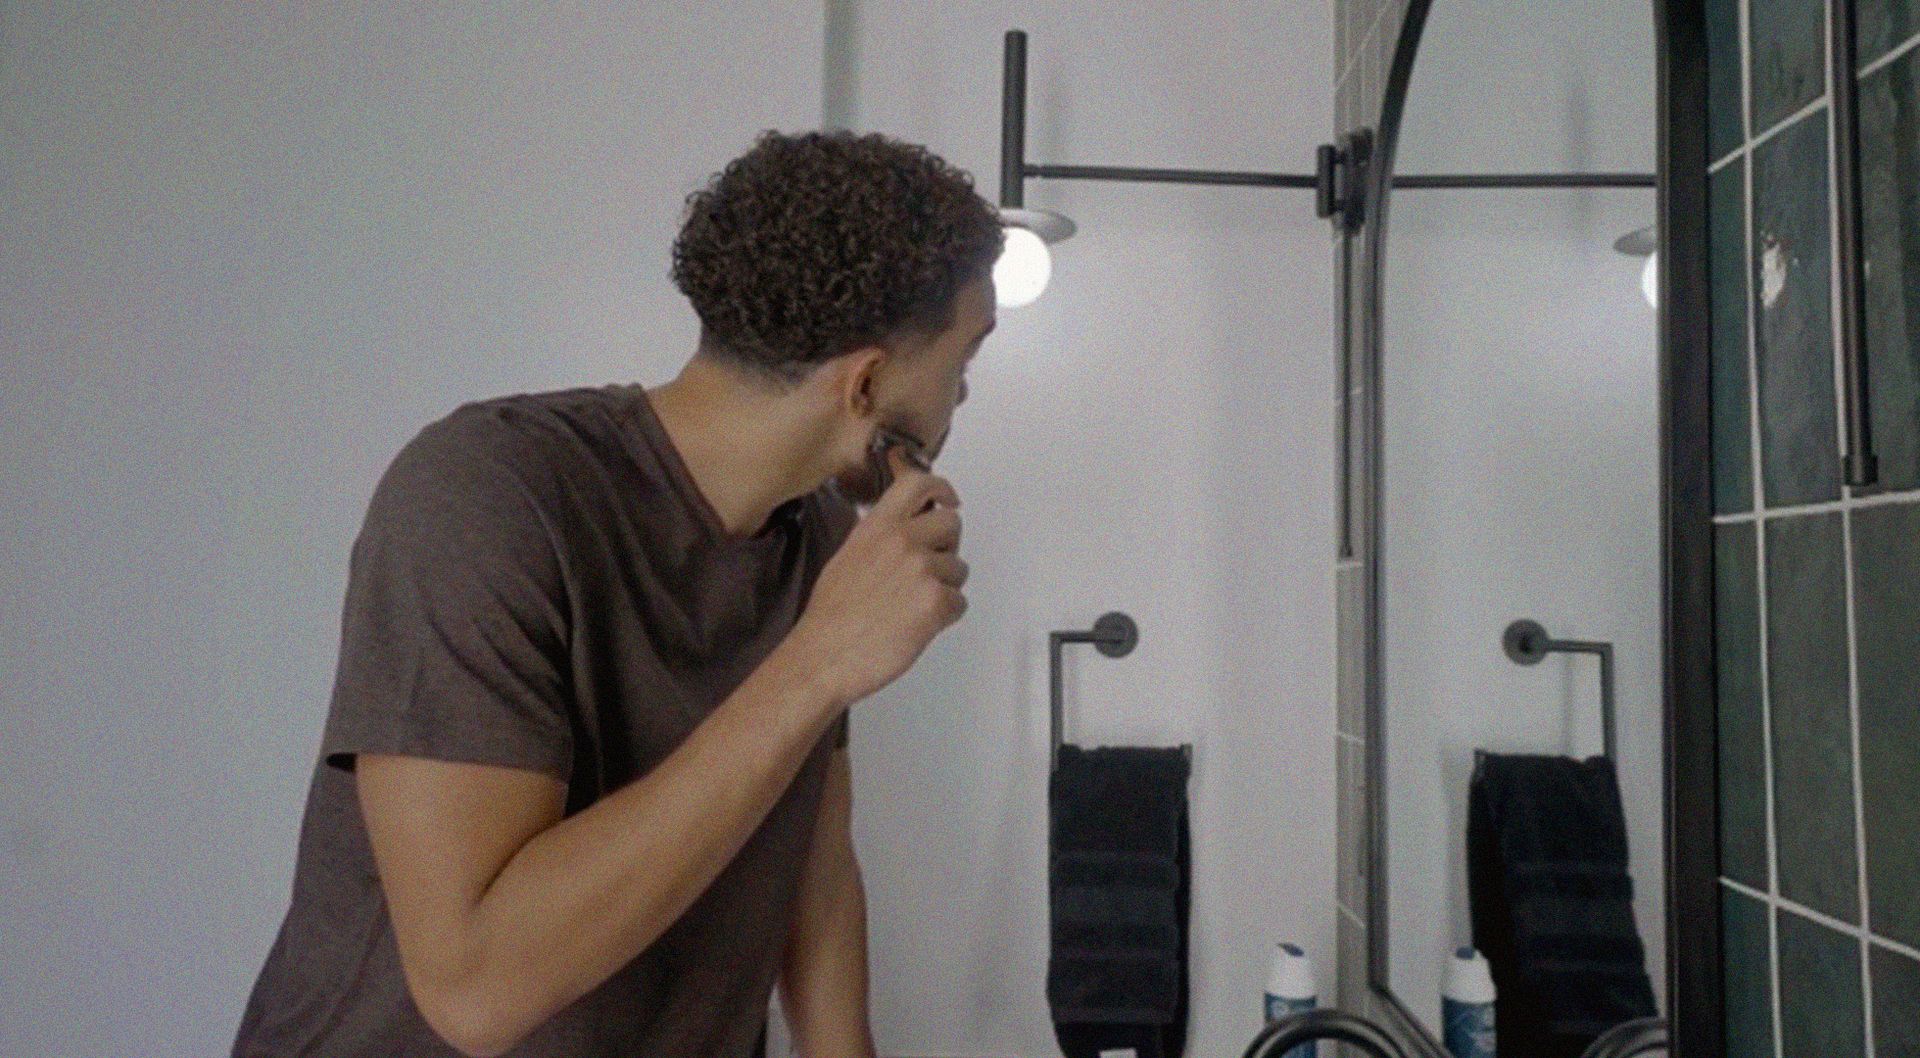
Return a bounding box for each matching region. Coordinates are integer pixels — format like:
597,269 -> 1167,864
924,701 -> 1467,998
1441,947 -> 1496,1058
1263,942 -> 1318,1058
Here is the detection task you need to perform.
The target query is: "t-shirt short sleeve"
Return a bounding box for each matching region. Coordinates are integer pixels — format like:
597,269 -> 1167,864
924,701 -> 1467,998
319,409 -> 574,782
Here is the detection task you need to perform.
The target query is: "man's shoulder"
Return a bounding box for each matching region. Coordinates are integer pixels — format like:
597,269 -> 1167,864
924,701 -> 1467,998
400,383 -> 645,487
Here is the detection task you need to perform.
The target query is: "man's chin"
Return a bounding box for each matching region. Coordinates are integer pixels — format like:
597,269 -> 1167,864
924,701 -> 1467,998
831,466 -> 883,507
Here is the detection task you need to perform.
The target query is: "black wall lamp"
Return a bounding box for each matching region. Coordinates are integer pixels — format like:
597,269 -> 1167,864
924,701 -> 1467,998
994,28 -> 1369,307
998,27 -> 1659,305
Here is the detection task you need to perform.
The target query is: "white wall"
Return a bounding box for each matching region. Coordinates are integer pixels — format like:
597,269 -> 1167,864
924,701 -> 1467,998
0,5 -> 823,1055
825,4 -> 1336,1057
2,3 -> 1338,1056
1377,0 -> 1664,1035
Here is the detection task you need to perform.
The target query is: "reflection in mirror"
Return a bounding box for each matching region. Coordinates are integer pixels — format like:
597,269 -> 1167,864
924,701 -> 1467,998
1376,0 -> 1664,1054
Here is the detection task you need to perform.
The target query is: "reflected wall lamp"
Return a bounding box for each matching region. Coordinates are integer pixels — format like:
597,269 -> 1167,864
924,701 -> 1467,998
1614,224 -> 1659,309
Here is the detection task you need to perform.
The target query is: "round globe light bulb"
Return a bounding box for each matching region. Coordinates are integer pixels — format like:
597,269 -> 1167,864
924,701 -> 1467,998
994,225 -> 1051,307
1641,250 -> 1659,309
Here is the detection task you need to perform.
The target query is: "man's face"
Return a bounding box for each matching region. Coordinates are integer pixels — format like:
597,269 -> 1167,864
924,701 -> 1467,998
832,274 -> 997,505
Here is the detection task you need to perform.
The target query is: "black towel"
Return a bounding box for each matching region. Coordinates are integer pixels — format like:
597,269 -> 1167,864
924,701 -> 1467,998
1467,752 -> 1658,1058
1048,745 -> 1191,1058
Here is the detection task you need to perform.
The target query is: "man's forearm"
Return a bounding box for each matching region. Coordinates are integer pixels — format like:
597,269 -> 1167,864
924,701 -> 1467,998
398,643 -> 850,1054
779,757 -> 876,1058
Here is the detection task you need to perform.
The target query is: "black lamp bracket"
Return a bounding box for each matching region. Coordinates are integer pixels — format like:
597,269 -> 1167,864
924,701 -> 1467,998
999,29 -> 1652,237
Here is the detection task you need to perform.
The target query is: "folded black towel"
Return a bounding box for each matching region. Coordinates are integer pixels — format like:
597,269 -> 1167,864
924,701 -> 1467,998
1048,745 -> 1192,1058
1468,752 -> 1657,1058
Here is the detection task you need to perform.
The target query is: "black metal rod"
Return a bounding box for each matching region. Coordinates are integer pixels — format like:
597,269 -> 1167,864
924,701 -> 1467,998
1001,30 -> 1026,208
1831,0 -> 1879,487
1022,162 -> 1652,191
1025,162 -> 1319,188
1393,172 -> 1657,189
1336,232 -> 1354,560
1001,31 -> 1652,216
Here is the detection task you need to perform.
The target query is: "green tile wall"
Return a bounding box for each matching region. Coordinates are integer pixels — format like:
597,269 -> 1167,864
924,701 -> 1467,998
1712,160 -> 1756,515
1861,0 -> 1920,65
1778,909 -> 1867,1058
1715,523 -> 1766,888
1763,512 -> 1859,923
1711,1 -> 1920,1054
1752,110 -> 1842,508
1850,502 -> 1920,951
1750,0 -> 1827,131
1724,888 -> 1777,1057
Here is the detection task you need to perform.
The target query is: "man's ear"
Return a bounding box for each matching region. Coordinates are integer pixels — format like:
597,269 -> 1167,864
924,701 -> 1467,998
838,346 -> 887,418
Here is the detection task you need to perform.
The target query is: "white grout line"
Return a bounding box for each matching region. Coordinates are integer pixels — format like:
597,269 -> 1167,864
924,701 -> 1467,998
1713,144 -> 1749,174
1753,92 -> 1833,155
1722,877 -> 1920,964
1736,0 -> 1789,1048
1860,26 -> 1920,80
1822,5 -> 1882,1050
1714,487 -> 1920,523
1844,504 -> 1880,1057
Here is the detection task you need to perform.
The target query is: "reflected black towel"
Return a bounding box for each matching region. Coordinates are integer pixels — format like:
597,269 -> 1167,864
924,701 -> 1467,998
1048,745 -> 1191,1058
1467,752 -> 1658,1058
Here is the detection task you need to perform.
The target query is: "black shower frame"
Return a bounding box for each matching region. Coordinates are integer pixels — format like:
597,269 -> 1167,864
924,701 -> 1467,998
1349,1 -> 1720,1057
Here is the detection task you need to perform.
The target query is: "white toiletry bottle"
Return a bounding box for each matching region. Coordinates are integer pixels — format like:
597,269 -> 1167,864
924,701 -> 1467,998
1442,946 -> 1496,1058
1264,942 -> 1317,1058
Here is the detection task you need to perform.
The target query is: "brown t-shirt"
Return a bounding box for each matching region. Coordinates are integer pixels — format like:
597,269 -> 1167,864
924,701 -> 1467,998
232,382 -> 856,1058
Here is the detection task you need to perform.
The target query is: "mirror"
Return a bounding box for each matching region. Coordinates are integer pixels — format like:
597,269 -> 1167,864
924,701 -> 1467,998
1374,0 -> 1666,1052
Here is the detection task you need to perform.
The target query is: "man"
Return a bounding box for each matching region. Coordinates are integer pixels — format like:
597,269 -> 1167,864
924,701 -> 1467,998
233,129 -> 1004,1058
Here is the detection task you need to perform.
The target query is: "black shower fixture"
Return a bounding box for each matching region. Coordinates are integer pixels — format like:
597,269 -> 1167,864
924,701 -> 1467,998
995,27 -> 1657,256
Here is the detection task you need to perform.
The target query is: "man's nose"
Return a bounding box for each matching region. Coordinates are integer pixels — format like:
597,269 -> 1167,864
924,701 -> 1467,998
957,379 -> 969,406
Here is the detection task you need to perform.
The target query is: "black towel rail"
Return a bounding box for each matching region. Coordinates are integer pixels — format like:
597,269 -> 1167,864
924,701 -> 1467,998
1048,612 -> 1193,773
1502,619 -> 1618,763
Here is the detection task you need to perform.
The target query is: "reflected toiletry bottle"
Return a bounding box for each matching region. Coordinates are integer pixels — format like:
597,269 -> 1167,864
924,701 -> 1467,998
1442,947 -> 1496,1058
1263,942 -> 1317,1058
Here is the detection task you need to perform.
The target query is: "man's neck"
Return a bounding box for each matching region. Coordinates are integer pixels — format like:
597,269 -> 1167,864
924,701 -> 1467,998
645,359 -> 831,540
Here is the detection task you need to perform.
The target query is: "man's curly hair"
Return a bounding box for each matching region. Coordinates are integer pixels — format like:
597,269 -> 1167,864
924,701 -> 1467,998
671,129 -> 1005,385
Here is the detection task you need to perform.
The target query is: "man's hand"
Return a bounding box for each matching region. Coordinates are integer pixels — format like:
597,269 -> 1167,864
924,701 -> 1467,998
783,446 -> 969,707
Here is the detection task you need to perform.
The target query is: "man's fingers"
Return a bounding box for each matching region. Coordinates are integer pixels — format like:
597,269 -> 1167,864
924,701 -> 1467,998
875,460 -> 959,520
906,508 -> 962,553
926,552 -> 969,589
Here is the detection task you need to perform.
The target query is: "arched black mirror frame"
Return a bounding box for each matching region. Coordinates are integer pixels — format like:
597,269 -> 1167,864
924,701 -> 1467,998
1352,0 -> 1720,1055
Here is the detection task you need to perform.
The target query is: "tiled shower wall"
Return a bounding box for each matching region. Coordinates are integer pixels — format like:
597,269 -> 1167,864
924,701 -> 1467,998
1332,0 -> 1920,1054
1707,0 -> 1920,1053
